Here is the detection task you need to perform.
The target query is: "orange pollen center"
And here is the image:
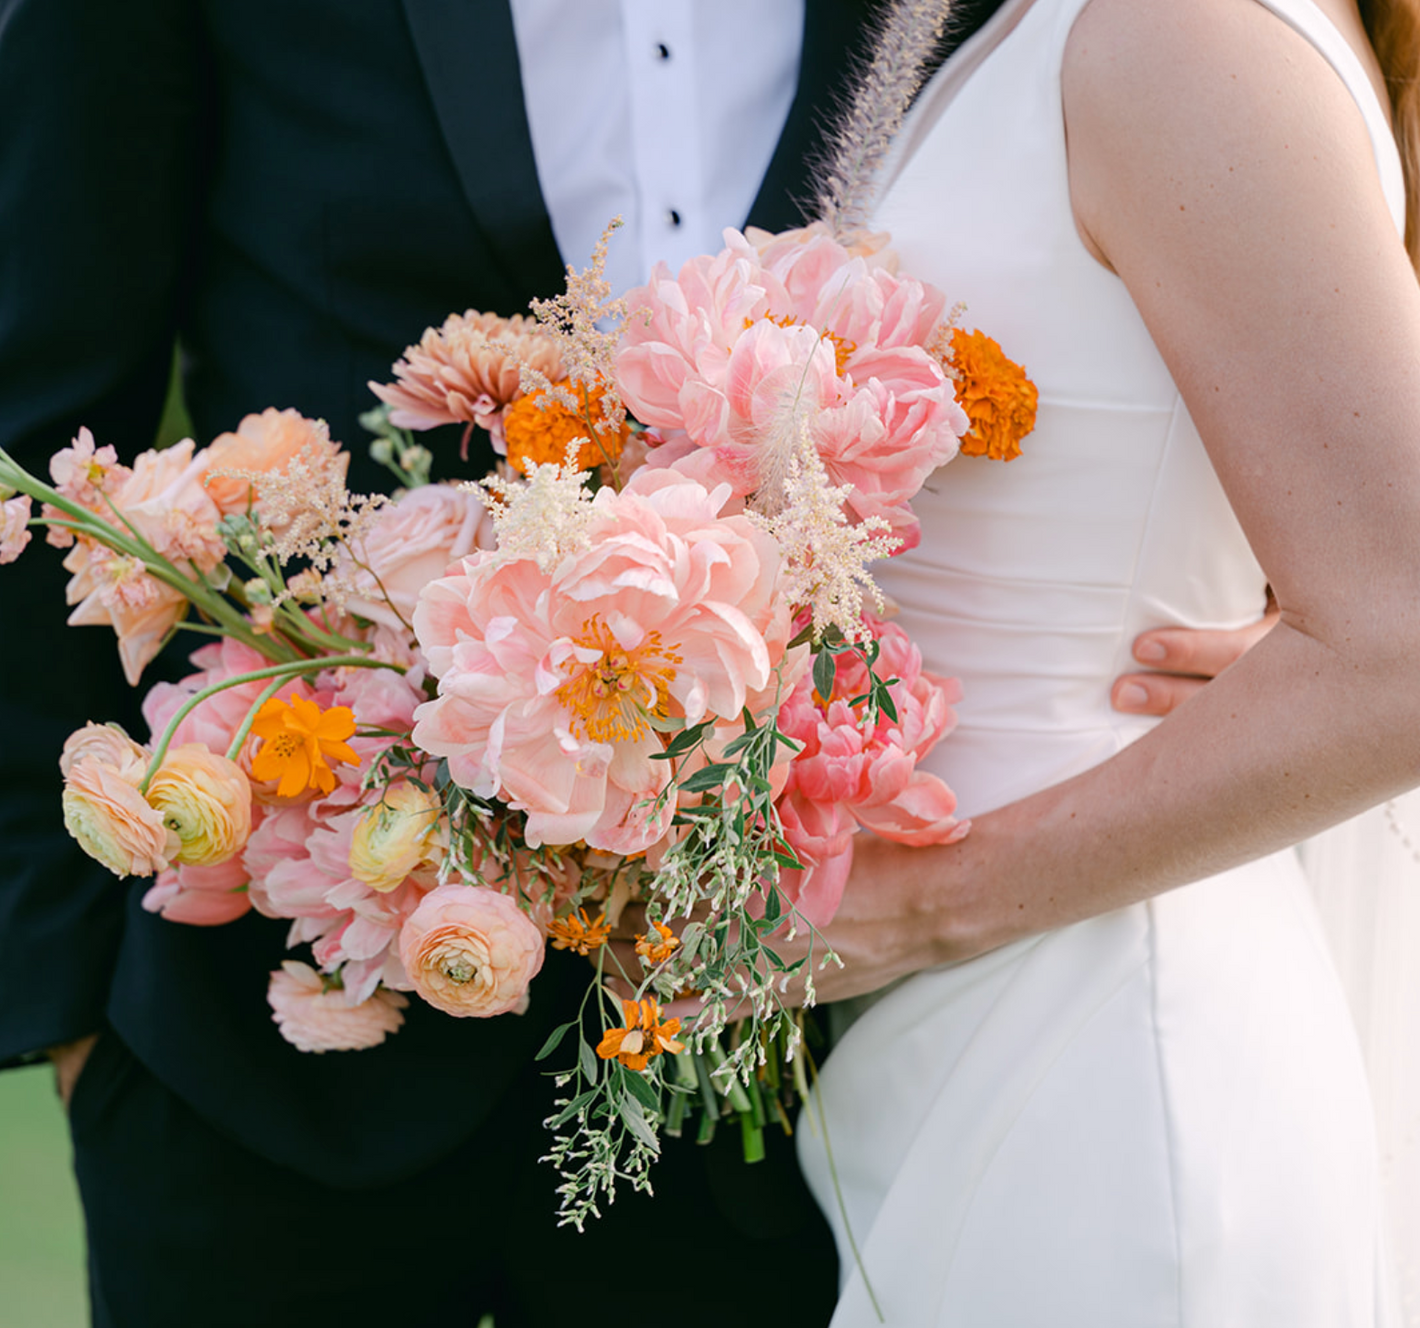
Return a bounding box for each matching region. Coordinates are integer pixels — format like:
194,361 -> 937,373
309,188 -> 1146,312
556,617 -> 680,744
265,733 -> 302,761
750,314 -> 858,376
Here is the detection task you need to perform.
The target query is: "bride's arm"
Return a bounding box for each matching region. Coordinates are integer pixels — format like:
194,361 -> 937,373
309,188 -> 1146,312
804,0 -> 1420,1000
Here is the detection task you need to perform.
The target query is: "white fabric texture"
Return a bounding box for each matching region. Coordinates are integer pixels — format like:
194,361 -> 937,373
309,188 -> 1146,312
796,1 -> 1406,1323
508,0 -> 803,293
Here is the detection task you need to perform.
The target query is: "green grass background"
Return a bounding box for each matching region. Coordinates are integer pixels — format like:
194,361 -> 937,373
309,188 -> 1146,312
0,352 -> 193,1328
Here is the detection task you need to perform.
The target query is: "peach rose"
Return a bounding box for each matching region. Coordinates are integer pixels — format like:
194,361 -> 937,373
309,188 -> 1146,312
397,883 -> 544,1017
340,484 -> 493,633
62,755 -> 175,879
267,961 -> 408,1052
201,408 -> 348,515
145,745 -> 253,866
0,495 -> 31,563
347,781 -> 444,894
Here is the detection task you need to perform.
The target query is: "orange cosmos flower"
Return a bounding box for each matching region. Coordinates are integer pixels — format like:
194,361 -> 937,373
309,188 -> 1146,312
249,694 -> 359,798
596,997 -> 684,1072
946,327 -> 1038,462
502,379 -> 628,476
546,908 -> 611,956
634,919 -> 680,967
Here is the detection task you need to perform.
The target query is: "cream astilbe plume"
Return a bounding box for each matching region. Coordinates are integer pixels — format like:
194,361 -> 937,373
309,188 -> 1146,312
527,220 -> 629,447
755,424 -> 901,643
816,0 -> 956,240
472,440 -> 596,574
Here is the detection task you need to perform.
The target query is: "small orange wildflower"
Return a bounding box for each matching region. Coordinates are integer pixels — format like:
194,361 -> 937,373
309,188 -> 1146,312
947,327 -> 1038,462
546,908 -> 611,956
596,997 -> 684,1072
634,919 -> 680,967
249,693 -> 359,798
503,379 -> 628,476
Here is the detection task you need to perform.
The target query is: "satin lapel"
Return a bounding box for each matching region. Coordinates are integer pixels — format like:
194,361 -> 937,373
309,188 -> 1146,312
400,0 -> 566,296
746,0 -> 886,233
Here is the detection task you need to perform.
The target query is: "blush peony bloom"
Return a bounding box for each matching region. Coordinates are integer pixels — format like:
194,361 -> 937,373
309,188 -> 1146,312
397,884 -> 544,1018
142,856 -> 253,925
339,483 -> 493,633
412,469 -> 790,854
0,495 -> 32,563
60,725 -> 175,878
774,618 -> 969,926
201,408 -> 348,516
267,961 -> 408,1052
145,745 -> 253,867
369,310 -> 564,433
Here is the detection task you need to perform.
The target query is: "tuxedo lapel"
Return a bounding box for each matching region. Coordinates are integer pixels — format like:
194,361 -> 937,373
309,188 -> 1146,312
400,0 -> 566,297
746,0 -> 886,233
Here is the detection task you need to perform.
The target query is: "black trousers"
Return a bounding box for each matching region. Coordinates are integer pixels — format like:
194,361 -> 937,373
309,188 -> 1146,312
69,1029 -> 839,1327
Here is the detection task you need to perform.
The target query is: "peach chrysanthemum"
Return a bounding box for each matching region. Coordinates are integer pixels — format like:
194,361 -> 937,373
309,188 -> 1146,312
634,919 -> 680,966
503,380 -> 628,477
946,327 -> 1038,462
369,311 -> 564,432
547,908 -> 611,956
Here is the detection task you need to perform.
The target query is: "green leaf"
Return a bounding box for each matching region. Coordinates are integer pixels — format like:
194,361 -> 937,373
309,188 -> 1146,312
763,887 -> 782,924
618,1091 -> 662,1153
578,1037 -> 598,1083
772,850 -> 805,871
658,720 -> 713,760
877,684 -> 899,724
535,1020 -> 577,1062
622,1065 -> 660,1111
678,762 -> 735,793
813,649 -> 837,701
548,1089 -> 598,1128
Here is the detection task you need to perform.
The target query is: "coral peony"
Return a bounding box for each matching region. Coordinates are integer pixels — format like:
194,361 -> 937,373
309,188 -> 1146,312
369,310 -> 563,433
145,745 -> 253,867
0,495 -> 32,563
412,470 -> 790,854
397,884 -> 544,1017
267,961 -> 408,1052
201,408 -> 348,515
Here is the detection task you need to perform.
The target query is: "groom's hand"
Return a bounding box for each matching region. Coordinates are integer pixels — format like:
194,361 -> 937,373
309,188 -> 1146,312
1111,601 -> 1278,716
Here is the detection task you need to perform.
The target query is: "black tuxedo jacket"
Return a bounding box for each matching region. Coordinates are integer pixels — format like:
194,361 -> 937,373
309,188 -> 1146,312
0,0 -> 886,1188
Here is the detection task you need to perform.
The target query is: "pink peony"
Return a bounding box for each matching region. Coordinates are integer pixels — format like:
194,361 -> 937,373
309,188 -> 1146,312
774,619 -> 969,926
616,227 -> 966,551
412,470 -> 791,854
267,961 -> 408,1052
201,408 -> 348,516
340,483 -> 493,633
142,856 -> 253,925
0,495 -> 32,563
397,884 -> 544,1017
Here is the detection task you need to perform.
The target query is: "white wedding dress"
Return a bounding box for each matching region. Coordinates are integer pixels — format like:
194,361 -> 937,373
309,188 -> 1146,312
796,0 -> 1408,1323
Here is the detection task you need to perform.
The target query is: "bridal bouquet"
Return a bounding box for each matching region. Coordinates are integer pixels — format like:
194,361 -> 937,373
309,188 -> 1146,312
0,219 -> 1035,1225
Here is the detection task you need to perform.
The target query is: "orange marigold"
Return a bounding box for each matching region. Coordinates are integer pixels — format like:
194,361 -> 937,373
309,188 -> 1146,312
546,908 -> 611,956
596,997 -> 684,1072
634,919 -> 680,967
947,327 -> 1038,462
502,380 -> 628,476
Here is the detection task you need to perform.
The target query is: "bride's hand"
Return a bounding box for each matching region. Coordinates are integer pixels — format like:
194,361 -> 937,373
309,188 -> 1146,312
1112,601 -> 1279,718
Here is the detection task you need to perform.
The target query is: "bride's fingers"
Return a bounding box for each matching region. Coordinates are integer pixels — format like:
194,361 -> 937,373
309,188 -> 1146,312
1111,669 -> 1208,716
1114,607 -> 1280,716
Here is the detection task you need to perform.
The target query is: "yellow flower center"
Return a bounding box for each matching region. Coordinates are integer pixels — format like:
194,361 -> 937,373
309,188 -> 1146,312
751,314 -> 858,376
556,616 -> 680,744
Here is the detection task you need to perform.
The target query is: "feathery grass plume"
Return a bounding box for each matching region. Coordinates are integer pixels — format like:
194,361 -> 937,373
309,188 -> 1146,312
816,0 -> 956,239
471,439 -> 596,574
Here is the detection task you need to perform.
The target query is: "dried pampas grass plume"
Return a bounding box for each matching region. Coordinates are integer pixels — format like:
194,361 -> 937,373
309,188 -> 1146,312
816,0 -> 956,239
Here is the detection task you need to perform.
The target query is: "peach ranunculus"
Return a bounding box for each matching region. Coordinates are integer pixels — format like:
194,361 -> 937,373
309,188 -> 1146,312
142,856 -> 254,925
774,616 -> 969,926
339,482 -> 494,633
266,961 -> 409,1053
0,495 -> 32,563
397,883 -> 545,1018
347,780 -> 445,894
369,310 -> 564,435
616,227 -> 966,552
411,469 -> 791,855
201,408 -> 348,516
60,724 -> 175,878
145,745 -> 253,867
